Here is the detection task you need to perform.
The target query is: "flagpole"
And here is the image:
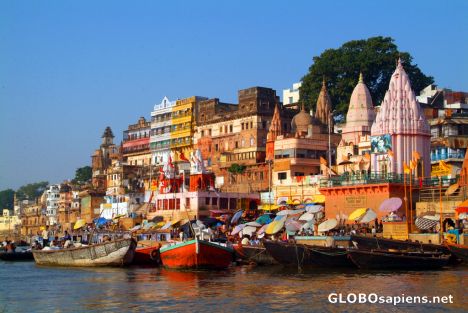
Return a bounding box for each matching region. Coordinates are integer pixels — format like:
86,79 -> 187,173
439,175 -> 443,243
404,169 -> 409,234
409,167 -> 413,233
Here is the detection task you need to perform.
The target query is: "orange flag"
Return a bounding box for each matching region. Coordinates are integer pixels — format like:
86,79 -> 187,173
387,149 -> 394,157
320,156 -> 328,165
403,162 -> 411,174
364,153 -> 371,161
412,151 -> 421,160
410,160 -> 417,170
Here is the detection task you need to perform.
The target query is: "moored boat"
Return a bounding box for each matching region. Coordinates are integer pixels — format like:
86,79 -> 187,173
233,244 -> 277,265
350,235 -> 449,253
159,239 -> 233,269
32,238 -> 136,267
347,249 -> 450,270
445,242 -> 468,263
133,241 -> 162,265
263,240 -> 353,268
0,250 -> 34,261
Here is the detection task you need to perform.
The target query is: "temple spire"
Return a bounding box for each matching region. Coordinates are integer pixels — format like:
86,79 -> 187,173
267,102 -> 282,141
358,72 -> 364,83
315,78 -> 334,129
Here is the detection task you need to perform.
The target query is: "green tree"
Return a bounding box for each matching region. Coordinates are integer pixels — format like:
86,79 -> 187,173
16,181 -> 48,200
300,36 -> 434,121
227,163 -> 246,183
0,189 -> 15,210
73,166 -> 92,184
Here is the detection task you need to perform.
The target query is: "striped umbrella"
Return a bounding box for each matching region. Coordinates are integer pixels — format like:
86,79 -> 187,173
415,217 -> 438,230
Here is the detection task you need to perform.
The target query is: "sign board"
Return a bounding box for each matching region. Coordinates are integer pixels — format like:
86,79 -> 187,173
370,134 -> 392,153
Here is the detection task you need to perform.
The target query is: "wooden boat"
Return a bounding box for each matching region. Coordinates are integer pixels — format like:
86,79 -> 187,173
32,238 -> 136,267
159,239 -> 233,269
0,250 -> 34,261
133,241 -> 162,265
445,242 -> 468,263
350,235 -> 449,253
348,249 -> 450,270
263,240 -> 353,268
233,244 -> 277,265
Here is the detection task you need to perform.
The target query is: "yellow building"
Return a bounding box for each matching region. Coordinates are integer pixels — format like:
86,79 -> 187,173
170,96 -> 207,167
0,209 -> 21,232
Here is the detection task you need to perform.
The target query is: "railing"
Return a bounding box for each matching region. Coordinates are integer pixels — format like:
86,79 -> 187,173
430,152 -> 465,162
319,172 -> 458,188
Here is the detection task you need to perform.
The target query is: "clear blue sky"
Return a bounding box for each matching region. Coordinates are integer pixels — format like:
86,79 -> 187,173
1,0 -> 467,190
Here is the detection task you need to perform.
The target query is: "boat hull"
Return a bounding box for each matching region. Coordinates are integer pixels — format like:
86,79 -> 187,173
445,243 -> 468,263
133,244 -> 161,265
350,235 -> 449,253
348,250 -> 450,270
0,251 -> 34,261
233,244 -> 277,265
263,240 -> 353,268
32,238 -> 136,267
160,239 -> 233,269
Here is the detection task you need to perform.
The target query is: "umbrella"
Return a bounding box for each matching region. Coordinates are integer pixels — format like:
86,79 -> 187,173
231,224 -> 246,235
257,224 -> 269,235
242,226 -> 257,236
94,217 -> 108,226
285,219 -> 303,233
358,209 -> 377,223
231,210 -> 243,224
73,219 -> 86,230
265,219 -> 285,235
318,218 -> 338,232
130,225 -> 141,231
154,221 -> 166,229
348,208 -> 368,221
256,214 -> 273,225
171,219 -> 182,226
299,212 -> 315,222
200,217 -> 220,227
152,216 -> 164,223
160,221 -> 172,230
415,217 -> 438,230
423,215 -> 440,221
245,221 -> 262,227
295,204 -> 306,209
276,209 -> 305,216
458,213 -> 467,219
113,214 -> 125,220
260,204 -> 278,211
456,200 -> 468,214
274,215 -> 287,222
305,204 -> 324,213
378,198 -> 402,212
445,183 -> 459,196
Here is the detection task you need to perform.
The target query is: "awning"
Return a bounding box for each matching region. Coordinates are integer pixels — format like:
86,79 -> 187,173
348,208 -> 368,221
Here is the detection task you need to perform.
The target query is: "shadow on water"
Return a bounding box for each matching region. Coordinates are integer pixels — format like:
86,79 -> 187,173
0,261 -> 466,313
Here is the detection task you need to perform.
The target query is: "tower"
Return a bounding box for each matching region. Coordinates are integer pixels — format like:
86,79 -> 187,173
315,79 -> 334,131
371,59 -> 431,177
266,102 -> 282,161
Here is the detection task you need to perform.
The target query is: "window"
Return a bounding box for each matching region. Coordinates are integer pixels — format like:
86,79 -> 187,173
230,125 -> 233,133
250,121 -> 253,128
235,141 -> 238,148
245,122 -> 248,130
215,144 -> 219,151
278,172 -> 287,180
289,96 -> 293,104
241,123 -> 244,130
294,172 -> 304,177
212,198 -> 218,205
201,130 -> 204,137
205,197 -> 210,205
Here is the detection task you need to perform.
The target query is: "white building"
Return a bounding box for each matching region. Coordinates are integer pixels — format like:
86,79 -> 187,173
150,96 -> 175,166
283,82 -> 302,105
45,185 -> 60,225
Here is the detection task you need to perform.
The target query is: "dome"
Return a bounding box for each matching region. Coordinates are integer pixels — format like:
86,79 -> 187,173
346,73 -> 375,128
291,105 -> 313,134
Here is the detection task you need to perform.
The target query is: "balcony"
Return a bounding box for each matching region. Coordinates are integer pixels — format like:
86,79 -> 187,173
430,152 -> 465,162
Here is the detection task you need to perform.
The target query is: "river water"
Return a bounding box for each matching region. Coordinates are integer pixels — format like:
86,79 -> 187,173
0,261 -> 466,312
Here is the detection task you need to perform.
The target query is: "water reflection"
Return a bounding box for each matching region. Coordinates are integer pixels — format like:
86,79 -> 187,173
0,261 -> 466,313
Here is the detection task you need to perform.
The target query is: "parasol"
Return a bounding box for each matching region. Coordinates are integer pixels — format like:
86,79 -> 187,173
378,198 -> 403,212
299,212 -> 315,221
415,217 -> 438,230
242,226 -> 257,236
94,217 -> 108,226
245,221 -> 262,227
231,224 -> 246,235
231,210 -> 243,224
318,218 -> 338,232
130,225 -> 141,231
73,219 -> 86,230
301,220 -> 314,230
358,209 -> 377,223
423,214 -> 440,221
255,214 -> 273,225
445,183 -> 459,196
276,209 -> 305,216
285,219 -> 303,233
257,224 -> 269,235
160,221 -> 172,230
265,218 -> 286,235
305,204 -> 324,213
348,208 -> 368,221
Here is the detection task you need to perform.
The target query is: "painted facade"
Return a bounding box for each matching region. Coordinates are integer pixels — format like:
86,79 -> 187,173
122,117 -> 152,166
150,96 -> 175,166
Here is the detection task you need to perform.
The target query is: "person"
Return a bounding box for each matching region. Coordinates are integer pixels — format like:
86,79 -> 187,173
179,231 -> 184,242
32,240 -> 43,250
42,227 -> 49,247
63,230 -> 71,241
241,235 -> 250,245
371,226 -> 376,236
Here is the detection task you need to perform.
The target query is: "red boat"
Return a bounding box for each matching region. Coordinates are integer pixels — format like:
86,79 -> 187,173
133,242 -> 162,265
159,239 -> 233,269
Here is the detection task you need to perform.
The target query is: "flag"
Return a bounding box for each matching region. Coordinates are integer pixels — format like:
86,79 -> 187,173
387,149 -> 394,157
179,152 -> 189,162
439,160 -> 450,171
410,160 -> 417,170
148,191 -> 154,203
168,155 -> 175,168
320,156 -> 327,165
412,151 -> 421,161
364,153 -> 371,161
403,162 -> 411,174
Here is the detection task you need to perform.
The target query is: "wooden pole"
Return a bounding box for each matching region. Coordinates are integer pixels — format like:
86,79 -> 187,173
439,176 -> 443,242
404,171 -> 409,234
